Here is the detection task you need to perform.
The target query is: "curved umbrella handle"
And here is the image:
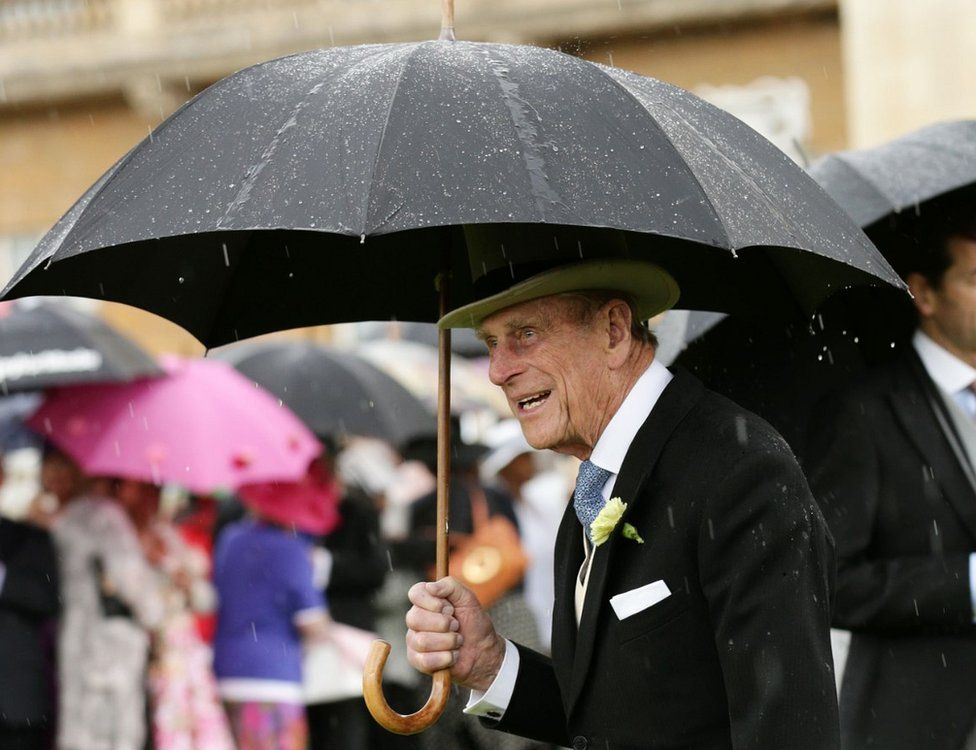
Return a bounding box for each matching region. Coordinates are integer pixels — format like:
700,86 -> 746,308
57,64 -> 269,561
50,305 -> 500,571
363,640 -> 451,734
364,259 -> 455,735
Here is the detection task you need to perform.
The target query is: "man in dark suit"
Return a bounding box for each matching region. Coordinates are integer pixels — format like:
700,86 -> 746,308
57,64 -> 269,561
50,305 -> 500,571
404,257 -> 839,749
0,508 -> 61,750
806,213 -> 976,750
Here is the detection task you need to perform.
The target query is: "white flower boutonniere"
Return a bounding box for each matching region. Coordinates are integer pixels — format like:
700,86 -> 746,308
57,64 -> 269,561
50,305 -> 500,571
590,497 -> 646,547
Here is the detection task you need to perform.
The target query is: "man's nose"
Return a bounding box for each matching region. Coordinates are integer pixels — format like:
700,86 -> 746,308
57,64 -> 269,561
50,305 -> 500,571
488,346 -> 522,386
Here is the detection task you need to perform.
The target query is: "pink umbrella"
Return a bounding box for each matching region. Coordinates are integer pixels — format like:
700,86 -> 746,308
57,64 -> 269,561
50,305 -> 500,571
28,356 -> 320,494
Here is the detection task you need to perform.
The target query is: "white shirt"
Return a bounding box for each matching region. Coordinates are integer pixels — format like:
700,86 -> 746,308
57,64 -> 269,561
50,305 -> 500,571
914,330 -> 976,417
465,359 -> 673,719
514,471 -> 568,652
913,331 -> 976,622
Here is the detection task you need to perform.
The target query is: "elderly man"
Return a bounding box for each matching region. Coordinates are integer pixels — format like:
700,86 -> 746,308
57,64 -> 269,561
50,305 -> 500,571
405,249 -> 840,749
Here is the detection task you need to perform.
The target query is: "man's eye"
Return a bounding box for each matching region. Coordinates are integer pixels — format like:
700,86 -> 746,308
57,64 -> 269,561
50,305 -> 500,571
522,329 -> 536,339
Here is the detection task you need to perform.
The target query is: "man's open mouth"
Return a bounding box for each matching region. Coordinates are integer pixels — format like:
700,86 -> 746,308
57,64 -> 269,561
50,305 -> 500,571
517,391 -> 551,412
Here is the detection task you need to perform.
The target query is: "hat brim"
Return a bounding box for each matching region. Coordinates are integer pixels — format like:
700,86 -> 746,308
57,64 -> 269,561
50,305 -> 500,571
438,260 -> 680,330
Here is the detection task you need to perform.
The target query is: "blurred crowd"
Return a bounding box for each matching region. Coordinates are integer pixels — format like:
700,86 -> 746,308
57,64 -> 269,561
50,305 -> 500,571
0,383 -> 575,750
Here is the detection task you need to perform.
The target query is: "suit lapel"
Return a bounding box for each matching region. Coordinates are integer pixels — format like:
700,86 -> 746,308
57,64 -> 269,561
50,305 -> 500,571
565,369 -> 704,716
550,499 -> 582,703
889,352 -> 976,542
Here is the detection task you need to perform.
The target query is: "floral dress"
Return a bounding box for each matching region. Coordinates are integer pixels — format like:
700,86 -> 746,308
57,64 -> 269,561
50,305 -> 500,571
145,521 -> 236,750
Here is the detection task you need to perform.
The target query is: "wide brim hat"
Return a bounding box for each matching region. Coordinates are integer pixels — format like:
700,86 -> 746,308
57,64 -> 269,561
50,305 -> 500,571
438,225 -> 680,330
439,258 -> 680,329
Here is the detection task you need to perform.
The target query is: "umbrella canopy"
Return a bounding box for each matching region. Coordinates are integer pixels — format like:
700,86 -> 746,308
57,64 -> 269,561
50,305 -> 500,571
0,298 -> 161,393
1,41 -> 901,344
364,322 -> 487,359
662,123 -> 976,454
27,356 -> 320,493
357,339 -> 508,416
809,119 -> 976,228
662,120 -> 976,374
210,340 -> 435,445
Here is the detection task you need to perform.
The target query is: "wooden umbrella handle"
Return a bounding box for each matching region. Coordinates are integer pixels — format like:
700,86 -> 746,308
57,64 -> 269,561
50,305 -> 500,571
363,257 -> 454,734
363,642 -> 452,735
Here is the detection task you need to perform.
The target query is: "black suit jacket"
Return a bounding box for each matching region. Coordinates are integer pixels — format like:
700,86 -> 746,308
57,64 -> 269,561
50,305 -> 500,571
491,369 -> 839,750
0,518 -> 60,726
806,350 -> 976,750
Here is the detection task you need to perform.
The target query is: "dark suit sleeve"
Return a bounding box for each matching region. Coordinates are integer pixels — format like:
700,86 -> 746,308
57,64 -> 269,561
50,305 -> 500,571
0,527 -> 60,620
806,395 -> 973,631
699,431 -> 839,750
325,496 -> 387,596
486,643 -> 571,747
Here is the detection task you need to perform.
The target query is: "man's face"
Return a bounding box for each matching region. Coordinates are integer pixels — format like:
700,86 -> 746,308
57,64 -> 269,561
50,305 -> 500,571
479,296 -> 615,457
913,235 -> 976,360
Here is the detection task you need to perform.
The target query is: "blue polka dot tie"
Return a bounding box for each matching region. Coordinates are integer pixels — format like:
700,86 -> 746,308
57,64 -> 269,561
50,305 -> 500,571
574,459 -> 612,535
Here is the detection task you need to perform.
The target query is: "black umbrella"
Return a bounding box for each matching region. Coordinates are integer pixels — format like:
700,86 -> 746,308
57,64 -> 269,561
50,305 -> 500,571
1,46 -> 901,339
0,298 -> 161,394
210,340 -> 434,445
0,30 -> 904,734
806,122 -> 976,365
664,121 -> 976,408
364,322 -> 487,359
809,119 -> 976,228
662,123 -> 976,454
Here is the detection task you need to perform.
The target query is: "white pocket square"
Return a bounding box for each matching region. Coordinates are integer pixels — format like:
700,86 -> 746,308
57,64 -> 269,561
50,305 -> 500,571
610,580 -> 671,620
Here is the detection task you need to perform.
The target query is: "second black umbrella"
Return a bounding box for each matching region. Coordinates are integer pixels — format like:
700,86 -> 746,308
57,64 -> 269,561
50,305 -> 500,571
211,340 -> 434,446
809,119 -> 976,228
0,298 -> 161,394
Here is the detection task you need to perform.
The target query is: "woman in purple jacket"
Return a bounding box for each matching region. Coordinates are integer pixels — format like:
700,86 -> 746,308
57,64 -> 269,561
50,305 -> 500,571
213,461 -> 339,750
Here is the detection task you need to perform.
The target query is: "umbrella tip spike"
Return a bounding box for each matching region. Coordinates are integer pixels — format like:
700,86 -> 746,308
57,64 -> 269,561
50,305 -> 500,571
438,0 -> 456,41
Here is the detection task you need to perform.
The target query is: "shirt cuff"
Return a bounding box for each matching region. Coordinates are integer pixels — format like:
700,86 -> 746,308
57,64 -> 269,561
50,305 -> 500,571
311,548 -> 333,590
463,639 -> 520,721
969,553 -> 976,623
293,606 -> 328,626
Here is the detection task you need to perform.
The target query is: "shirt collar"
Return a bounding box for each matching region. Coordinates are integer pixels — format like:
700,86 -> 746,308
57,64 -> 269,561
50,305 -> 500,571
589,358 -> 673,475
913,329 -> 976,395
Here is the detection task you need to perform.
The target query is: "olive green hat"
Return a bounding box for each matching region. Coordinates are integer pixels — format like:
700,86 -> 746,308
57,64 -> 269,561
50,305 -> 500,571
438,223 -> 679,329
438,258 -> 680,329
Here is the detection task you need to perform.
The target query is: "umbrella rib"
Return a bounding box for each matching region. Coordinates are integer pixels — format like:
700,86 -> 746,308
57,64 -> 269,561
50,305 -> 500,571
217,83 -> 333,229
480,47 -> 564,220
650,95 -> 804,249
830,155 -> 901,214
8,80 -> 225,289
359,43 -> 427,236
592,66 -> 733,250
9,148 -> 134,284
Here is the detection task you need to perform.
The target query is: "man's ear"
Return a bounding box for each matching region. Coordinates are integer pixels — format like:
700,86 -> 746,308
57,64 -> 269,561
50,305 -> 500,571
907,272 -> 936,318
605,300 -> 632,365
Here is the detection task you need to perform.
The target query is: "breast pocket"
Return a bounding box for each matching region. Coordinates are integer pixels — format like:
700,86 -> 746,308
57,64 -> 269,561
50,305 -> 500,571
613,586 -> 690,645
